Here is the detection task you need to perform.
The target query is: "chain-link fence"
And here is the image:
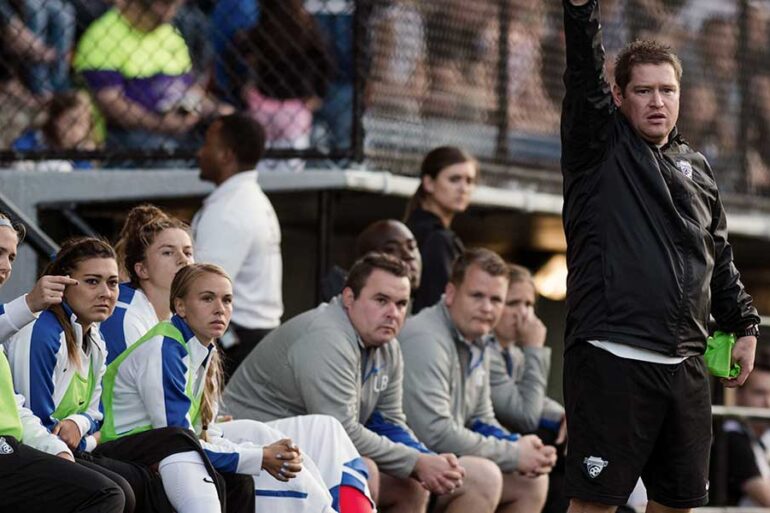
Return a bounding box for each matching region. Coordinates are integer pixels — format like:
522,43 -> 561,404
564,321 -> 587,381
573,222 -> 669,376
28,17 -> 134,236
0,0 -> 358,170
365,0 -> 770,196
1,0 -> 769,195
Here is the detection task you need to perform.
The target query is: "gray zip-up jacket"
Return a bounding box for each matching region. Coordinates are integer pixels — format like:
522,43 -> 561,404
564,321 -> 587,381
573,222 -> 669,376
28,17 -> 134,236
221,297 -> 426,478
487,337 -> 564,434
400,300 -> 521,472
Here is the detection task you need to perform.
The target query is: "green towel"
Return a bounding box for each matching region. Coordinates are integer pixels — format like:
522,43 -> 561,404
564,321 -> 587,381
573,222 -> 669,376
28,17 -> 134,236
705,331 -> 741,378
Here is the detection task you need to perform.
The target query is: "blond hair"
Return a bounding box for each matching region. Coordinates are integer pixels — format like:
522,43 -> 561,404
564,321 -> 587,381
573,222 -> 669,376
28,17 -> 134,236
170,263 -> 231,441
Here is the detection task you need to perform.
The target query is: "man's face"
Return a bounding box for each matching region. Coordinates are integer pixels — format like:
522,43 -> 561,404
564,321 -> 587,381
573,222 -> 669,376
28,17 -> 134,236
445,264 -> 508,341
738,369 -> 770,410
613,63 -> 680,147
372,223 -> 422,290
198,122 -> 229,184
343,269 -> 411,348
0,226 -> 19,286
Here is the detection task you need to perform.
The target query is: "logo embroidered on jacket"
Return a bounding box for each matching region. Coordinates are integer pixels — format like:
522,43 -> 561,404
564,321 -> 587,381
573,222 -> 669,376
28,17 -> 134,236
0,437 -> 14,455
676,160 -> 693,179
583,456 -> 608,478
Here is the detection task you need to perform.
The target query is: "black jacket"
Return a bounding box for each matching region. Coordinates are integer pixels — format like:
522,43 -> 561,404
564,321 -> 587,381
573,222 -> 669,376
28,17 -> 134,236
406,208 -> 465,314
561,0 -> 759,356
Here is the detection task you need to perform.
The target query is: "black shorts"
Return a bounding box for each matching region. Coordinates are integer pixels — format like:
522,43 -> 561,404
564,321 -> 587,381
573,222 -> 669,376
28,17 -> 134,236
563,343 -> 711,509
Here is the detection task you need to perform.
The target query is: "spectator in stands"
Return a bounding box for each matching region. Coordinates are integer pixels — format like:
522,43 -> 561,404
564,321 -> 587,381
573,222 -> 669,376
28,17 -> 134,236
321,219 -> 421,304
100,204 -> 194,364
16,0 -> 75,95
504,0 -> 560,135
744,2 -> 770,194
308,0 -> 354,150
678,15 -> 739,179
423,0 -> 495,123
221,253 -> 517,513
723,345 -> 770,507
0,0 -> 56,147
210,0 -> 258,105
12,90 -> 95,172
173,0 -> 214,78
487,264 -> 565,441
101,262 -> 373,513
399,248 -> 556,513
193,114 -> 282,379
366,0 -> 427,120
73,0 -> 232,156
0,215 -> 126,513
627,0 -> 689,48
5,236 -> 226,513
405,146 -> 476,314
232,0 -> 334,172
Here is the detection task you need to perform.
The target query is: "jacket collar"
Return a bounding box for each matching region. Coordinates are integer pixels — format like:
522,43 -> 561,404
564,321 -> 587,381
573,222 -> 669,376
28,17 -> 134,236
203,170 -> 258,207
171,314 -> 198,343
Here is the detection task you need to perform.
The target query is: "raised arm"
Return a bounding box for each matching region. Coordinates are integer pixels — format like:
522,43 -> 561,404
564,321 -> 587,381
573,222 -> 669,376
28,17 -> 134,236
561,0 -> 614,175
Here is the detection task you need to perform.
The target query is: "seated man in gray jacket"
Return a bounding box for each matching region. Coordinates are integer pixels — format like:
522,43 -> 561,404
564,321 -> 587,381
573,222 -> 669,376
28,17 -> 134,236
488,264 -> 565,441
222,253 -> 502,513
400,248 -> 558,513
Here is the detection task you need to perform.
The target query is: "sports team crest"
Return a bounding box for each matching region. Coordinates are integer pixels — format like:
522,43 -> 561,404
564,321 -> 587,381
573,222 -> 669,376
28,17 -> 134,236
583,456 -> 608,478
0,437 -> 13,455
676,160 -> 693,179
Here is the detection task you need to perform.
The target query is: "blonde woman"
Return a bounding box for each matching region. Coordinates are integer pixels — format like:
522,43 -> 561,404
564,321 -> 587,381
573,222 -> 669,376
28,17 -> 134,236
100,264 -> 373,513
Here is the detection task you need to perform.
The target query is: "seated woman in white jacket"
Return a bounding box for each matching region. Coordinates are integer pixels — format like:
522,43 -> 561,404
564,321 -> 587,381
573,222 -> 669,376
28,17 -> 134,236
101,262 -> 374,513
0,214 -> 125,513
100,205 -> 374,512
6,237 -> 247,513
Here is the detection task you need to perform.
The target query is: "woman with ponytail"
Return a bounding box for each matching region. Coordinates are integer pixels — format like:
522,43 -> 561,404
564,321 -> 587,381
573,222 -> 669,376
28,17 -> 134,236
103,206 -> 373,512
101,204 -> 194,364
6,237 -> 239,513
101,263 -> 372,513
404,146 -> 477,313
0,218 -> 125,513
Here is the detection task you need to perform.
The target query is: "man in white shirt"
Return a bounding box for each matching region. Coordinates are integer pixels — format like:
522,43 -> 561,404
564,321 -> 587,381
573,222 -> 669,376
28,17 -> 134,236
193,114 -> 283,379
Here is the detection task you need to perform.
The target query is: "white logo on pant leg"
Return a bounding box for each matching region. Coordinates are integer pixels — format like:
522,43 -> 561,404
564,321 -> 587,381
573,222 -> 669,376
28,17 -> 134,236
583,456 -> 608,478
0,437 -> 13,455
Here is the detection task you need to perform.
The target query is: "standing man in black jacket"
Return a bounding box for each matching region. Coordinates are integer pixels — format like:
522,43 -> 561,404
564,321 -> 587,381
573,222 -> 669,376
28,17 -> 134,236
561,1 -> 761,512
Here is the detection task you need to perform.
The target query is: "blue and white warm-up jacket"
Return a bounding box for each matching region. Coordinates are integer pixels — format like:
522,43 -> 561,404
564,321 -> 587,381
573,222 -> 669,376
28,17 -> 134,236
104,314 -> 264,475
0,297 -> 72,457
100,283 -> 158,364
5,303 -> 105,452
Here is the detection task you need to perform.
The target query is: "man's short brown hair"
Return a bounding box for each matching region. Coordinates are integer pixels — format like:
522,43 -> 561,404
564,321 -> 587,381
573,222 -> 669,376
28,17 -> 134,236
345,252 -> 410,297
450,248 -> 508,286
614,39 -> 683,93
